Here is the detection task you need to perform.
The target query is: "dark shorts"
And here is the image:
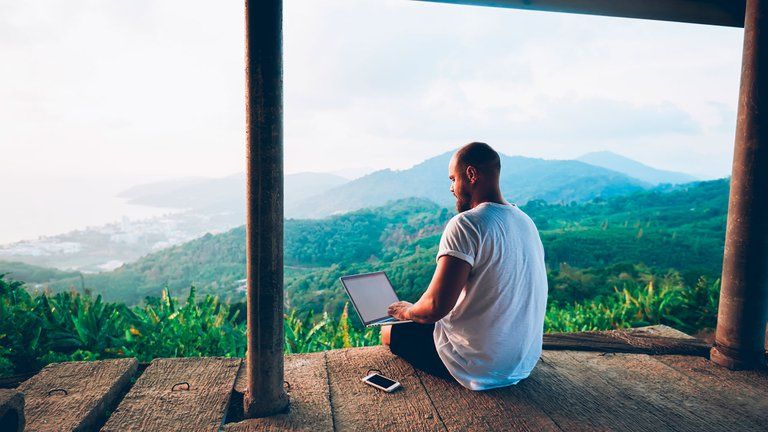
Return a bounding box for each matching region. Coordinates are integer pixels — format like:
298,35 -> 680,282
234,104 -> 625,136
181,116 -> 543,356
389,322 -> 454,381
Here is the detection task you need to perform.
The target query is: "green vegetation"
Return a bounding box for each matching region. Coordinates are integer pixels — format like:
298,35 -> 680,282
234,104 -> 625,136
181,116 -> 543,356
1,179 -> 729,377
0,261 -> 80,285
286,179 -> 727,317
546,274 -> 720,334
0,274 -> 376,377
1,268 -> 719,377
9,179 -> 726,313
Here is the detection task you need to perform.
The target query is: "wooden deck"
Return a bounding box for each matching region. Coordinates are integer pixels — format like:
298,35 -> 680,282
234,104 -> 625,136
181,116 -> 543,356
4,326 -> 767,432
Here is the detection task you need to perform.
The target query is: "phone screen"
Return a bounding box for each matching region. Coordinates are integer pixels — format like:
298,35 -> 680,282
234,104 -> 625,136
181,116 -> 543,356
366,374 -> 397,388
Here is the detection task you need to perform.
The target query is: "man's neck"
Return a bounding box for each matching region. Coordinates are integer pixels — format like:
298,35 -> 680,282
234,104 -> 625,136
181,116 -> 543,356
470,189 -> 507,209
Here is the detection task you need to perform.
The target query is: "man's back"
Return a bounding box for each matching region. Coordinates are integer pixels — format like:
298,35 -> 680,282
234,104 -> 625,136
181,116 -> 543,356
433,202 -> 548,390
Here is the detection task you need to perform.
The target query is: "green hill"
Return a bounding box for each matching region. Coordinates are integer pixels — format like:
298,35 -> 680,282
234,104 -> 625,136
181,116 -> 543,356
0,261 -> 80,286
287,179 -> 728,315
28,180 -> 728,312
41,198 -> 449,304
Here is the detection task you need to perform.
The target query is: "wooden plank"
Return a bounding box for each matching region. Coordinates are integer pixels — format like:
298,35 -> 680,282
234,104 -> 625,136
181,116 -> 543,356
566,350 -> 766,431
18,357 -> 137,432
101,357 -> 241,432
543,325 -> 709,356
656,354 -> 768,392
654,354 -> 768,424
224,352 -> 333,432
415,369 -> 561,431
326,346 -> 445,432
0,389 -> 25,432
519,350 -> 687,431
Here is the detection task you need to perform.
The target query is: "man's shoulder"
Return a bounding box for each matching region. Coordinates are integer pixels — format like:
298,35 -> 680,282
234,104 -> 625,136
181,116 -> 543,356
461,202 -> 514,223
444,212 -> 481,237
448,211 -> 479,228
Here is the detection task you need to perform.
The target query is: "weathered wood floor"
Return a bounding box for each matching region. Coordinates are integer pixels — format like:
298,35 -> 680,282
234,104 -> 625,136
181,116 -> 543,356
6,326 -> 768,432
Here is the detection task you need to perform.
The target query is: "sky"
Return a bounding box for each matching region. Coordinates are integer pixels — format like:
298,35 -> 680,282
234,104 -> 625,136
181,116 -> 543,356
0,0 -> 745,242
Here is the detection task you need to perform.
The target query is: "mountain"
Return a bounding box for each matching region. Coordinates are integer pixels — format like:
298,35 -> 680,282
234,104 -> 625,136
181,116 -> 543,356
116,152 -> 677,221
577,151 -> 698,185
119,172 -> 349,213
286,152 -> 650,218
0,151 -> 692,274
285,172 -> 352,202
117,177 -> 209,202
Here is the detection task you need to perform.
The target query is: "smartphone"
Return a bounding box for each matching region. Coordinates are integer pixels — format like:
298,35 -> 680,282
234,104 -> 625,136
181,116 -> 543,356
361,372 -> 401,392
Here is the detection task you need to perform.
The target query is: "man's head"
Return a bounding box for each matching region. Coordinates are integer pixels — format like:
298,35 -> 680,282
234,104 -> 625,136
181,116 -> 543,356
449,142 -> 501,212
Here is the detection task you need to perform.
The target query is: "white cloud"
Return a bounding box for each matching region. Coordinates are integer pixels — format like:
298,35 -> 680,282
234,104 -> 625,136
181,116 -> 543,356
283,0 -> 742,177
0,0 -> 744,184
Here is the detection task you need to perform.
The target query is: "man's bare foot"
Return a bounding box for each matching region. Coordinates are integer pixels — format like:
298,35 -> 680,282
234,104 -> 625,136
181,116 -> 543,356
380,325 -> 392,346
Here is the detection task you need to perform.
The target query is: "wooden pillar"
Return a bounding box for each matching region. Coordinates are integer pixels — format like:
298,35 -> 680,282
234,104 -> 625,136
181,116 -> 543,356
243,0 -> 289,417
711,0 -> 768,370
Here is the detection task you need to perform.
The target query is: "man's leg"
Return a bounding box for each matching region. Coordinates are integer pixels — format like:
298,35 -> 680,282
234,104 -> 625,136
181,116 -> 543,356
381,324 -> 392,346
385,322 -> 453,380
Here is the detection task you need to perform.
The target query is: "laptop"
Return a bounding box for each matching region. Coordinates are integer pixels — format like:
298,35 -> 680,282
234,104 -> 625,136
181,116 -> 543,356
339,271 -> 412,327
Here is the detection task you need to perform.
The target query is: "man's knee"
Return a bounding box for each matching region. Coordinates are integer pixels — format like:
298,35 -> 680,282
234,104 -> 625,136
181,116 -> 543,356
380,325 -> 392,347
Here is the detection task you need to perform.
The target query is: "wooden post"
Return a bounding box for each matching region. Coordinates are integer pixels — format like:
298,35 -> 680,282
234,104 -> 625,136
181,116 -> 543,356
711,0 -> 768,370
243,0 -> 289,417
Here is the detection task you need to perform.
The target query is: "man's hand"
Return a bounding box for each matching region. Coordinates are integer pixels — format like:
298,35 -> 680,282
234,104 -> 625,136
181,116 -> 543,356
387,301 -> 413,321
392,255 -> 471,324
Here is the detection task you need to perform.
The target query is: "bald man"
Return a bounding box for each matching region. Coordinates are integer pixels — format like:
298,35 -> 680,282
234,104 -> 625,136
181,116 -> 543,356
381,142 -> 548,391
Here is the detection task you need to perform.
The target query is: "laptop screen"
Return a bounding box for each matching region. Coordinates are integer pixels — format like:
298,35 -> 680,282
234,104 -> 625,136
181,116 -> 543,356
341,272 -> 399,324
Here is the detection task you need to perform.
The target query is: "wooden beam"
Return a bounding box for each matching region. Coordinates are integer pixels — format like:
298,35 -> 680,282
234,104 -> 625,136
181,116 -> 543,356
712,0 -> 768,370
543,325 -> 710,356
417,0 -> 746,27
244,0 -> 289,418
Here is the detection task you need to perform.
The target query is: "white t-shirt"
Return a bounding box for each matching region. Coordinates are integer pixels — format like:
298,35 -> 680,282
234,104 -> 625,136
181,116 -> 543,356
433,202 -> 548,390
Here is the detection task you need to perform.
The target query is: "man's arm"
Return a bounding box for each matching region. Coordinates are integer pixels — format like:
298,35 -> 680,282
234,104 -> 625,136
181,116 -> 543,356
387,255 -> 471,324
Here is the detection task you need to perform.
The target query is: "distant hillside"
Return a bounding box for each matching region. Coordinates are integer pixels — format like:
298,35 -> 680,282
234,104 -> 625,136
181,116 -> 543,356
0,261 -> 80,287
0,210 -> 242,273
0,172 -> 351,273
117,177 -> 209,202
577,151 -> 697,185
43,198 -> 448,304
33,180 -> 729,308
120,172 -> 349,213
116,152 -> 679,221
287,152 -> 649,218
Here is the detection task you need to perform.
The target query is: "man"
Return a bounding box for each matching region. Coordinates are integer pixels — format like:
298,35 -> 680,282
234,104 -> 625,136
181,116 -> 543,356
381,142 -> 548,391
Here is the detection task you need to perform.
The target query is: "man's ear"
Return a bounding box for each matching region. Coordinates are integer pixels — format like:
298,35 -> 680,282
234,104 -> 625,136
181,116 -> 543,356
466,166 -> 478,184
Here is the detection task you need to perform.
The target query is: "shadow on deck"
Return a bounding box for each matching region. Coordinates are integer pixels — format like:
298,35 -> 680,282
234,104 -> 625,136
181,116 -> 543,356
4,325 -> 767,431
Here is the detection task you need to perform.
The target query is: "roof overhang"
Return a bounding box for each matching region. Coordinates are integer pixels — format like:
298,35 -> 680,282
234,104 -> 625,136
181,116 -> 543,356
416,0 -> 746,28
